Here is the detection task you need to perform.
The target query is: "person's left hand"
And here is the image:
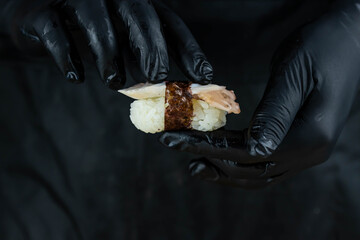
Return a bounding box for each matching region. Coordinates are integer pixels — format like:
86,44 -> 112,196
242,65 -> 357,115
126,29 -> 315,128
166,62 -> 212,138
159,1 -> 360,188
1,0 -> 212,90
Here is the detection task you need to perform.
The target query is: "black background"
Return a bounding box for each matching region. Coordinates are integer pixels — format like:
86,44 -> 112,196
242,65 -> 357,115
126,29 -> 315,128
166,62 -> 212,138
1,0 -> 360,239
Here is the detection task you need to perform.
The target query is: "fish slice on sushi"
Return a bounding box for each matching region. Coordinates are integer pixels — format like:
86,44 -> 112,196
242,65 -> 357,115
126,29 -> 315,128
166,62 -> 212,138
119,81 -> 240,133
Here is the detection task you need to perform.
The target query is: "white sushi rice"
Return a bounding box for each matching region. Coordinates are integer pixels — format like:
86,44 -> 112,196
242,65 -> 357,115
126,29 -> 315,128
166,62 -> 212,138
191,99 -> 227,132
130,97 -> 165,134
129,97 -> 226,134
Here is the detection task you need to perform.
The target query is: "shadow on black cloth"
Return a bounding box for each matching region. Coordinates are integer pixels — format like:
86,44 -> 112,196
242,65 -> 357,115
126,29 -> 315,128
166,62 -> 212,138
1,0 -> 360,239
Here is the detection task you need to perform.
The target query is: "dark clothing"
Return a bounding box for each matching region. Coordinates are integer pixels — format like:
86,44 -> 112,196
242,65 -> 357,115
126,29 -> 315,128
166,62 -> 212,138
1,0 -> 360,239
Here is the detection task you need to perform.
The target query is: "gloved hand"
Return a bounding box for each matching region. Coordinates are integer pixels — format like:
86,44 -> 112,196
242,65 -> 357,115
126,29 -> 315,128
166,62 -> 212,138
160,1 -> 360,188
1,0 -> 212,90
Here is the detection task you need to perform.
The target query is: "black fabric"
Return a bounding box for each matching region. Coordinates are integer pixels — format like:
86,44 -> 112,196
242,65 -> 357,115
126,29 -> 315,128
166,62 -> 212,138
1,0 -> 360,239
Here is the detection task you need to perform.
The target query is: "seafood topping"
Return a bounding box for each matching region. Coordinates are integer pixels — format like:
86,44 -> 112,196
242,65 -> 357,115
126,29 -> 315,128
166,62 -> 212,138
119,82 -> 240,114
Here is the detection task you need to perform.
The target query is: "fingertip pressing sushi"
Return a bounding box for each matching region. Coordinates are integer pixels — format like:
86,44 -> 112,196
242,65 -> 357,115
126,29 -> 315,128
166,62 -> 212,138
119,81 -> 240,133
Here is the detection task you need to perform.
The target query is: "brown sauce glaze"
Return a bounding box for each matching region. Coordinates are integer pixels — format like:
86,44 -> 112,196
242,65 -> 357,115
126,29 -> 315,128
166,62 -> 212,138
165,82 -> 193,131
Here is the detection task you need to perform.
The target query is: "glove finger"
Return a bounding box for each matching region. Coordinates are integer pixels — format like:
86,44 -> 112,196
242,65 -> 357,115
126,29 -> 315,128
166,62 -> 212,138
159,129 -> 264,164
114,0 -> 169,83
33,11 -> 84,83
152,0 -> 213,84
122,37 -> 148,83
208,158 -> 277,179
64,0 -> 125,90
189,158 -> 280,189
248,42 -> 315,157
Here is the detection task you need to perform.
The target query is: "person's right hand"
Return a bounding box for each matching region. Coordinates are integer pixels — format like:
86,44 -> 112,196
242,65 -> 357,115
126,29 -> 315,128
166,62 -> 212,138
2,0 -> 213,90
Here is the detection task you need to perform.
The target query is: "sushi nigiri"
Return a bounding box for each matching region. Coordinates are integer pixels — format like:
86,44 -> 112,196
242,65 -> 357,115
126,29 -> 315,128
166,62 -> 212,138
119,82 -> 240,134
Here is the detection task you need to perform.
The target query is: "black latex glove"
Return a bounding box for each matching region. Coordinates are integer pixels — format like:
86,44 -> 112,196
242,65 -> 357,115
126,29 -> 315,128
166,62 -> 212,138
160,1 -> 360,188
1,0 -> 212,90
